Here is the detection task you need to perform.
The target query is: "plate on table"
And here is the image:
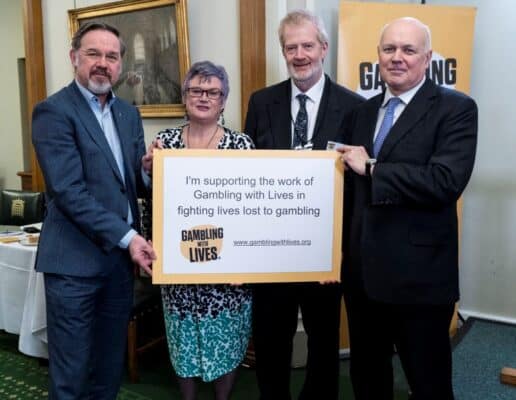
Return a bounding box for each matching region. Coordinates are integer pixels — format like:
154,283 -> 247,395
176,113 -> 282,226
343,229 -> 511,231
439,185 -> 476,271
21,222 -> 42,233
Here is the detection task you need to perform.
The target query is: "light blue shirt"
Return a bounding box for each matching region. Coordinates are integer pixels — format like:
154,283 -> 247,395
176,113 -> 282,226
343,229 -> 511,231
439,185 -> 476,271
373,77 -> 427,142
75,80 -> 136,248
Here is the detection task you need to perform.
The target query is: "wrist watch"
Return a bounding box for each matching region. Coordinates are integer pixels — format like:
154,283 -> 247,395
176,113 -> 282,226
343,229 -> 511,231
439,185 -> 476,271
365,158 -> 377,177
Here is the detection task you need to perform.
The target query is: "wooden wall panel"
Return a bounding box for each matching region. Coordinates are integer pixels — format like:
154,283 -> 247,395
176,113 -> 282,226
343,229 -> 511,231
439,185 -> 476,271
239,0 -> 266,128
22,0 -> 47,192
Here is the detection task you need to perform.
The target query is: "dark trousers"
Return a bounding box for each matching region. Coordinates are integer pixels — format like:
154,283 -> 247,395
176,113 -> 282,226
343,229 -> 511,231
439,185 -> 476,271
44,260 -> 133,400
252,282 -> 342,400
343,279 -> 455,400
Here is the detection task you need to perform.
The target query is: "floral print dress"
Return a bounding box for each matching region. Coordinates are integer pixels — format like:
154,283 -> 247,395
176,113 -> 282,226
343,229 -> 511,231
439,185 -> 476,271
156,125 -> 254,382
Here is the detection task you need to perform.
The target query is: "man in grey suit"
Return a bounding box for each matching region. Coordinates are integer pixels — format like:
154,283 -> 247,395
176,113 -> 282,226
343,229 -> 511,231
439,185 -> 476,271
340,17 -> 477,400
32,22 -> 156,400
244,10 -> 363,400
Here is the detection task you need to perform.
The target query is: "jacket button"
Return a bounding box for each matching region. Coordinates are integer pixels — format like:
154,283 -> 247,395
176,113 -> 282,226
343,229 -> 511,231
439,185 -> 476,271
120,187 -> 126,194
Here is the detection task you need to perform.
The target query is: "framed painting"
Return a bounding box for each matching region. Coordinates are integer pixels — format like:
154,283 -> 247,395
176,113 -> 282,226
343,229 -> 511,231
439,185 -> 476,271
69,0 -> 190,118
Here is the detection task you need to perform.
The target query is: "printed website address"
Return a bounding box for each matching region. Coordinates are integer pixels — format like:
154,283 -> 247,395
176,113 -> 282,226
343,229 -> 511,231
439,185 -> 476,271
233,239 -> 312,247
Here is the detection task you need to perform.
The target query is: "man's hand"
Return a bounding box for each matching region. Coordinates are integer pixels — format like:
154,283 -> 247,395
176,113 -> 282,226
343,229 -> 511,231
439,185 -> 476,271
128,234 -> 156,276
337,145 -> 370,176
141,139 -> 163,176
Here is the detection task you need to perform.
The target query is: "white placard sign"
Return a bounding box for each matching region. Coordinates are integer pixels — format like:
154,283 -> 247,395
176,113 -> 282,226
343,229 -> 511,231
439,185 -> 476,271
152,149 -> 343,284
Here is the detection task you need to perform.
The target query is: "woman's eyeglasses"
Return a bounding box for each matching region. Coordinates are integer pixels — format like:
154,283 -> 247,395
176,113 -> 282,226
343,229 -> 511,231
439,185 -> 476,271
186,87 -> 224,100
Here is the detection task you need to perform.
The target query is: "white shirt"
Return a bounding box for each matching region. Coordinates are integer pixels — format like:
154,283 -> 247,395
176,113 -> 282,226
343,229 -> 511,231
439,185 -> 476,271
290,73 -> 325,147
373,77 -> 427,142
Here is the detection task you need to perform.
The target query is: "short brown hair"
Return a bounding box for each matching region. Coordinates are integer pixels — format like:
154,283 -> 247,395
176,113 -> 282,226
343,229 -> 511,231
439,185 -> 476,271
71,22 -> 126,57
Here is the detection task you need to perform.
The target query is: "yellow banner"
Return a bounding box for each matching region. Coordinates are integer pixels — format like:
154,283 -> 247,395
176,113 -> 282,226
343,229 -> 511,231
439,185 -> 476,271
337,1 -> 477,97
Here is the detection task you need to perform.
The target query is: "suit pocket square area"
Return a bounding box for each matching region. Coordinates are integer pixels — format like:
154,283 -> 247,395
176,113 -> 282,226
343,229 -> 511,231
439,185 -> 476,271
409,226 -> 452,246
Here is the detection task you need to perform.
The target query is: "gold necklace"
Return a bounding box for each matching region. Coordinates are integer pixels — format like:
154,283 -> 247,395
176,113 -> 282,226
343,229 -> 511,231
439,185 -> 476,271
184,124 -> 220,149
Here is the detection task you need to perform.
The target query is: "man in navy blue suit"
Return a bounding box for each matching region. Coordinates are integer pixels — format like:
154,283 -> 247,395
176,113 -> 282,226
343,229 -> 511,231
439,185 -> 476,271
32,22 -> 156,400
340,17 -> 477,400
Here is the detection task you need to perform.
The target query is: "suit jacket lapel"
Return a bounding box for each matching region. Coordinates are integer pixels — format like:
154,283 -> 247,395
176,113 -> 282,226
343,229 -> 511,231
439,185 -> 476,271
269,81 -> 292,149
360,95 -> 383,154
311,76 -> 354,149
377,80 -> 437,160
112,100 -> 141,221
112,101 -> 136,191
311,77 -> 331,148
68,82 -> 125,185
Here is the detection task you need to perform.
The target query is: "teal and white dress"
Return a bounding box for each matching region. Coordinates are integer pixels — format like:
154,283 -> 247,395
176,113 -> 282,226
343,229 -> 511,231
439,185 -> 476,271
157,126 -> 254,382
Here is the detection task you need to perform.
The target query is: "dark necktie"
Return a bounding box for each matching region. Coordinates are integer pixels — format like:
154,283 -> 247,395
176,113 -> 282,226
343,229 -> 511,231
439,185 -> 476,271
373,97 -> 401,157
293,94 -> 308,148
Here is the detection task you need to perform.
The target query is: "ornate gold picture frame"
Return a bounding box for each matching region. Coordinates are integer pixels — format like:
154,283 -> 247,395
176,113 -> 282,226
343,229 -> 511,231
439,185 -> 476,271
69,0 -> 190,118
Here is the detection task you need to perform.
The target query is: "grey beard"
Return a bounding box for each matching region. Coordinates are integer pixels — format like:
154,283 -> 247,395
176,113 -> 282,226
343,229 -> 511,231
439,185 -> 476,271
88,79 -> 112,95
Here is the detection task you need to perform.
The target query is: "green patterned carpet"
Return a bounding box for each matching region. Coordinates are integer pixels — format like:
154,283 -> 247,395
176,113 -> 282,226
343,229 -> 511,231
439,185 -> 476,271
0,333 -> 48,399
0,332 -> 151,400
5,319 -> 515,399
0,330 -> 409,399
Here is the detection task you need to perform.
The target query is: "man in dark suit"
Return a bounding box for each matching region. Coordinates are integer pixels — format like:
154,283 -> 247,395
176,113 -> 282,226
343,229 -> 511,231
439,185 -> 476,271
339,17 -> 478,400
32,22 -> 156,400
244,10 -> 363,400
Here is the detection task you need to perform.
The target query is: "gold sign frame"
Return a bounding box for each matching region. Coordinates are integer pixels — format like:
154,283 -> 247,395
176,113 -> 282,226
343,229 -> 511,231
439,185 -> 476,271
152,149 -> 344,284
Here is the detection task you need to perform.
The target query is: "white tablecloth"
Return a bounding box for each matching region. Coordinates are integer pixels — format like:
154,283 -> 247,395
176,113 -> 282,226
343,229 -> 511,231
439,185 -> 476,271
0,240 -> 48,358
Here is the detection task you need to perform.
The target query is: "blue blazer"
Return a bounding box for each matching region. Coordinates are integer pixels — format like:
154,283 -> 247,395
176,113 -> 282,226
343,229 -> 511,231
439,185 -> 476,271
32,81 -> 148,277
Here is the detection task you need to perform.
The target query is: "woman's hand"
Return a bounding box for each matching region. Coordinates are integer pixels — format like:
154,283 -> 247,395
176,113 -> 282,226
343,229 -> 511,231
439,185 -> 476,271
142,139 -> 163,175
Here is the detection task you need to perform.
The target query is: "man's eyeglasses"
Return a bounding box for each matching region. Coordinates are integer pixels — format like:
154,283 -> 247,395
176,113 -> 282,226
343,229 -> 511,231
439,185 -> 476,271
186,87 -> 224,100
81,49 -> 120,64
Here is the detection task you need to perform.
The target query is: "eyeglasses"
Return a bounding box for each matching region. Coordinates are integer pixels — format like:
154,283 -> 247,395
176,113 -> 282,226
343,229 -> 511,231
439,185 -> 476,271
186,87 -> 224,100
81,49 -> 120,64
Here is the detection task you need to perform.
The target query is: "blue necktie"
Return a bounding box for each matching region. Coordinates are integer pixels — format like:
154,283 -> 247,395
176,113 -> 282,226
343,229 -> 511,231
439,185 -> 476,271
373,97 -> 401,157
293,94 -> 308,148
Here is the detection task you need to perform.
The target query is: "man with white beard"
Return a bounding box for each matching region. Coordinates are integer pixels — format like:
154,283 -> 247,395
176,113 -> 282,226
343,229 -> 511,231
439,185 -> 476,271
244,9 -> 363,400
